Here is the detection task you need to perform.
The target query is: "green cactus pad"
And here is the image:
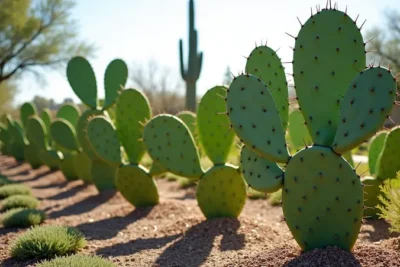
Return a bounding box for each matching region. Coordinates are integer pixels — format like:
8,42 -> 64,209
77,109 -> 105,159
103,59 -> 128,109
376,126 -> 400,180
288,110 -> 312,152
143,114 -> 203,179
149,161 -> 166,176
368,131 -> 388,175
197,86 -> 235,164
240,146 -> 283,193
40,108 -> 52,133
227,74 -> 289,163
196,164 -> 246,219
24,144 -> 42,169
50,119 -> 79,151
26,116 -> 48,150
74,151 -> 92,183
343,151 -> 354,167
283,146 -> 363,251
176,111 -> 200,147
86,116 -> 122,166
333,67 -> 396,154
361,176 -> 382,219
40,150 -> 62,170
56,104 -> 80,126
60,153 -> 79,181
245,46 -> 289,130
20,103 -> 37,128
293,9 -> 366,146
67,56 -> 97,108
90,159 -> 117,191
116,89 -> 151,163
116,164 -> 159,207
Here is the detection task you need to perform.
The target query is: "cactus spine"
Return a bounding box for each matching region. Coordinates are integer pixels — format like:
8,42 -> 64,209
179,0 -> 203,112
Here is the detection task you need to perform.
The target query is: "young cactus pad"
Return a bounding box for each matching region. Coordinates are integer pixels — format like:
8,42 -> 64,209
227,11 -> 397,250
375,126 -> 400,181
86,116 -> 158,206
245,45 -> 289,130
368,131 -> 388,176
143,86 -> 247,220
20,102 -> 37,128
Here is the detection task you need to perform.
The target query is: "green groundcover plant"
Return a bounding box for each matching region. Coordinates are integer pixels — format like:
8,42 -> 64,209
35,254 -> 116,267
1,208 -> 46,228
377,174 -> 400,233
1,195 -> 40,211
10,225 -> 87,259
0,184 -> 31,199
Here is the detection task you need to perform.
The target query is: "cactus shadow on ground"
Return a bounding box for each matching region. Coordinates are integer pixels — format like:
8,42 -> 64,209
360,219 -> 400,242
154,218 -> 245,267
32,180 -> 69,190
46,183 -> 89,201
76,205 -> 155,241
48,189 -> 117,218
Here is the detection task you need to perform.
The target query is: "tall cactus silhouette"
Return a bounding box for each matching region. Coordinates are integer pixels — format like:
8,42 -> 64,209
179,0 -> 203,112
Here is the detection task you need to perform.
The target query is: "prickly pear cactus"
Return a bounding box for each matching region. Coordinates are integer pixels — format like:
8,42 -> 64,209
226,7 -> 397,251
143,86 -> 247,219
288,109 -> 312,152
85,89 -> 159,206
56,103 -> 81,126
20,102 -> 37,128
362,127 -> 400,218
66,56 -> 128,191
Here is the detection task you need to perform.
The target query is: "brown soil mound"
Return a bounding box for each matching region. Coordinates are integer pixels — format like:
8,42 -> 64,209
0,155 -> 399,267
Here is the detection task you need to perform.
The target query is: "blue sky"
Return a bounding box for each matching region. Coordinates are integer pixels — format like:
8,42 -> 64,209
15,0 -> 400,106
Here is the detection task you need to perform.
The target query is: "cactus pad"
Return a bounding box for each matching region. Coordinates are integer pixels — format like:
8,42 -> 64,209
293,9 -> 366,146
103,59 -> 128,109
50,119 -> 79,151
26,116 -> 48,150
197,86 -> 234,164
56,104 -> 80,126
40,150 -> 62,170
24,144 -> 42,169
368,131 -> 388,175
115,89 -> 151,163
20,103 -> 37,128
227,74 -> 289,163
74,151 -> 92,183
90,159 -> 117,191
76,109 -> 105,159
86,116 -> 122,166
283,146 -> 363,251
333,67 -> 396,154
240,146 -> 283,193
67,56 -> 97,108
196,164 -> 246,219
288,110 -> 312,151
143,115 -> 203,179
116,164 -> 159,207
60,153 -> 79,181
245,45 -> 289,130
375,126 -> 400,180
40,109 -> 52,132
361,176 -> 382,219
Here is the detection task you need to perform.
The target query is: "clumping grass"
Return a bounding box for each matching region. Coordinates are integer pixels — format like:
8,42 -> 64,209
10,225 -> 87,259
0,184 -> 31,199
36,254 -> 116,267
1,195 -> 40,211
377,175 -> 400,234
1,208 -> 46,228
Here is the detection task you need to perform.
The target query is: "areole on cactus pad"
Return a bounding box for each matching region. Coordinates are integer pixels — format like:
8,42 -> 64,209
226,7 -> 397,252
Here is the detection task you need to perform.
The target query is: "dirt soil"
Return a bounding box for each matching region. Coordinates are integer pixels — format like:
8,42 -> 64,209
0,155 -> 400,267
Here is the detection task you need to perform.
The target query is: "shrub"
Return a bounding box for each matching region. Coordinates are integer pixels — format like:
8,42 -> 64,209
1,208 -> 46,228
377,175 -> 400,233
1,195 -> 40,211
0,184 -> 31,199
36,254 -> 116,267
10,225 -> 87,259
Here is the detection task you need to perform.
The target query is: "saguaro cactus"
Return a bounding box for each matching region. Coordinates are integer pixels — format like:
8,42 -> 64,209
179,0 -> 203,112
